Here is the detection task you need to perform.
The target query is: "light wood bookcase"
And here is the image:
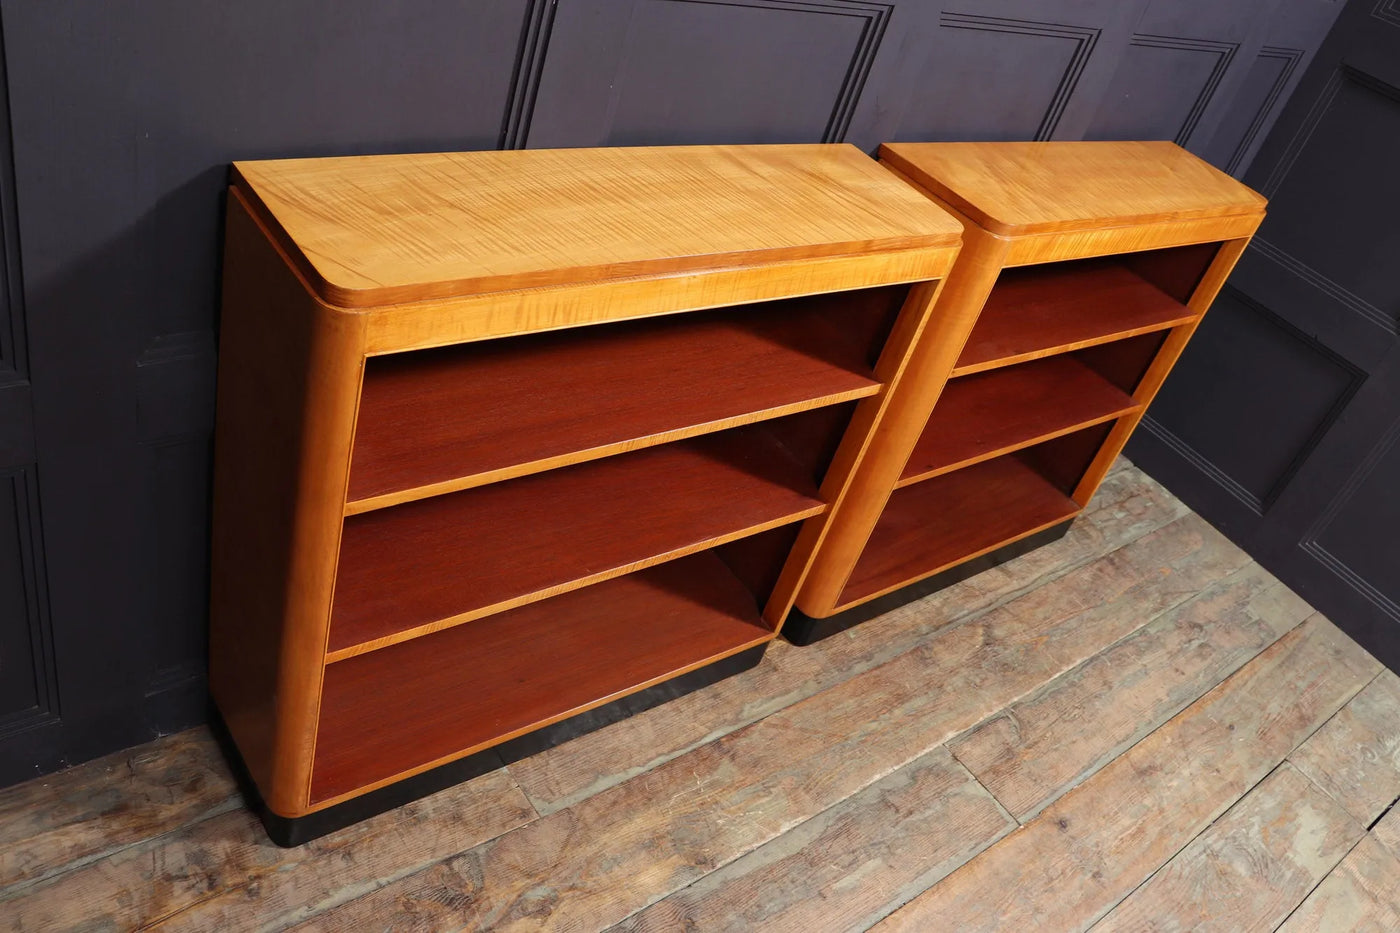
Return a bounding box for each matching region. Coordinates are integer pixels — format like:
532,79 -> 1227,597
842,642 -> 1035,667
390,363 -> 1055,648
208,144 -> 962,844
789,141 -> 1267,643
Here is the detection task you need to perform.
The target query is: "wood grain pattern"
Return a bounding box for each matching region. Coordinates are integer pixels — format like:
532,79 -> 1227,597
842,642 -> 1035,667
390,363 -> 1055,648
209,191 -> 365,817
841,455 -> 1080,608
22,466 -> 1384,932
313,553 -> 773,803
234,145 -> 962,307
1092,763 -> 1363,933
283,509 -> 1247,931
799,150 -> 1262,631
873,615 -> 1380,933
879,141 -> 1266,237
796,217 -> 1009,617
1276,836 -> 1400,933
1001,211 -> 1260,267
508,464 -> 1194,816
1289,670 -> 1400,827
0,730 -> 237,890
950,562 -> 1312,820
0,768 -> 534,931
900,356 -> 1139,485
618,748 -> 1015,933
952,260 -> 1197,376
360,244 -> 956,356
761,278 -> 948,628
346,289 -> 894,512
329,425 -> 823,658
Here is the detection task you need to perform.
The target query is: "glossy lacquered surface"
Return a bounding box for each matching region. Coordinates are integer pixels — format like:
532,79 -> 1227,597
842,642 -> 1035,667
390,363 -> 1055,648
211,144 -> 961,822
879,140 -> 1266,237
234,144 -> 962,306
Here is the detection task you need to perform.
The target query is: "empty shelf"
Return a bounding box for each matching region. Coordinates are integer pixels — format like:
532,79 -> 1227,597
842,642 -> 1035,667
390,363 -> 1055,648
841,455 -> 1079,607
329,425 -> 824,658
901,355 -> 1138,485
312,552 -> 774,802
953,261 -> 1195,376
347,292 -> 894,512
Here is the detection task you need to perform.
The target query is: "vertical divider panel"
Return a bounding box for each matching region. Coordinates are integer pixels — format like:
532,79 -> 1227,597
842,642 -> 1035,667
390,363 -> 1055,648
763,275 -> 949,629
793,197 -> 1009,619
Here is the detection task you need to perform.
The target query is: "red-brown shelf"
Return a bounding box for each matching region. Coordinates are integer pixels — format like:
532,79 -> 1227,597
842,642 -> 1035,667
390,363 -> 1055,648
312,552 -> 773,802
329,424 -> 825,659
346,293 -> 889,513
840,455 -> 1079,607
952,260 -> 1196,376
901,355 -> 1138,485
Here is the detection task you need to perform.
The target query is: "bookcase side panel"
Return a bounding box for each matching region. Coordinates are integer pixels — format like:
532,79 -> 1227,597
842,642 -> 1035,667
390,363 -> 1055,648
209,191 -> 366,817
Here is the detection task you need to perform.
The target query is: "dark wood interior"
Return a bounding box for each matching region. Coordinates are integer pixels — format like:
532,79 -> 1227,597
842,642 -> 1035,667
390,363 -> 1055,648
329,420 -> 828,655
312,551 -> 774,802
901,356 -> 1138,485
347,287 -> 906,510
758,402 -> 861,487
953,258 -> 1199,375
1018,421 -> 1118,498
1123,241 -> 1222,304
715,523 -> 804,623
840,451 -> 1082,607
1075,331 -> 1171,396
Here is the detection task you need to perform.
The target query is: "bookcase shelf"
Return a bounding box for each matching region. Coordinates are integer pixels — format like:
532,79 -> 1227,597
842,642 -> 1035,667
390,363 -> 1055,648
313,551 -> 773,803
346,288 -> 901,513
793,141 -> 1266,643
951,259 -> 1197,377
842,452 -> 1079,608
329,422 -> 826,659
209,143 -> 962,841
900,355 -> 1139,486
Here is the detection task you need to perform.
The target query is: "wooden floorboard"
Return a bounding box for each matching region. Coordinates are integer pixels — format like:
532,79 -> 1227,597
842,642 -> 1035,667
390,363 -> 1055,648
1091,763 -> 1363,932
1276,836 -> 1400,932
949,561 -> 1310,821
0,769 -> 535,931
274,512 -> 1246,930
870,616 -> 1380,933
0,729 -> 238,892
614,747 -> 1015,933
2,457 -> 1398,932
508,463 -> 1189,815
1288,670 -> 1400,827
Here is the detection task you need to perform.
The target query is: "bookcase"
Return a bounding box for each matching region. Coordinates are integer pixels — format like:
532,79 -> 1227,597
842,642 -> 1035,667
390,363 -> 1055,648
790,141 -> 1267,643
208,144 -> 962,843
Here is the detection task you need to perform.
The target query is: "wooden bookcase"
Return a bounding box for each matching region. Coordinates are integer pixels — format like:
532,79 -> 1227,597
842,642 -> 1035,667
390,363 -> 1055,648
208,144 -> 962,843
790,141 -> 1267,643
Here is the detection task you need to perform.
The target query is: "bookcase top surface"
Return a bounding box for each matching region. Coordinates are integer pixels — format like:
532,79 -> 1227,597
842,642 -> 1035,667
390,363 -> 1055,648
879,141 -> 1266,238
232,144 -> 962,308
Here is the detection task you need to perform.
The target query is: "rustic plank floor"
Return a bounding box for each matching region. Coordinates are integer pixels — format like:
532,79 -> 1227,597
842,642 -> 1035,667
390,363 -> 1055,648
2,459 -> 1397,932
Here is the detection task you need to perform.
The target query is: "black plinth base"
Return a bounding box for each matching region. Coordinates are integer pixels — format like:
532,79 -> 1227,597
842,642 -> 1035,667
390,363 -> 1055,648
210,642 -> 769,847
783,519 -> 1075,646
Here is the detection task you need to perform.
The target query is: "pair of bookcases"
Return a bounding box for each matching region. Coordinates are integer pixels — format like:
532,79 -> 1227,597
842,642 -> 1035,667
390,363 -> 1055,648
210,141 -> 1265,843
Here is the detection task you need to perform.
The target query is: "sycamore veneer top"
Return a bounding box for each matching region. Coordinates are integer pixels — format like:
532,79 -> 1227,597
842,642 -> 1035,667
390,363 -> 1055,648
232,144 -> 963,308
879,141 -> 1266,237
